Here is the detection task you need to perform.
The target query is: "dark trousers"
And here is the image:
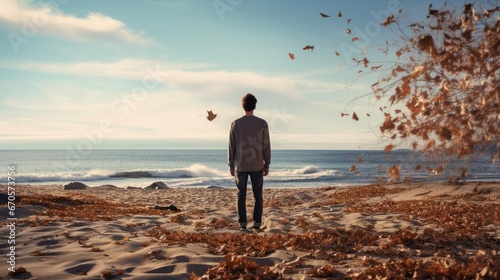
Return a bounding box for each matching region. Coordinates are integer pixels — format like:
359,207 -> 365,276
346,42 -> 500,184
235,169 -> 263,228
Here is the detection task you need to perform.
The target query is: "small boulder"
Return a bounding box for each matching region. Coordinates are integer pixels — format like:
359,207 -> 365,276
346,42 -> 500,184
63,182 -> 89,190
144,181 -> 169,190
154,204 -> 180,212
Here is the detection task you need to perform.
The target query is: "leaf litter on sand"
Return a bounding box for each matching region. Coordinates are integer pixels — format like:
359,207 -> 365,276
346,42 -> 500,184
11,184 -> 500,279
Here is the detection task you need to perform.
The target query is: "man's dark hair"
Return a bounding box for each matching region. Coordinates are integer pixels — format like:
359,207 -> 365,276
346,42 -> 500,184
241,93 -> 257,112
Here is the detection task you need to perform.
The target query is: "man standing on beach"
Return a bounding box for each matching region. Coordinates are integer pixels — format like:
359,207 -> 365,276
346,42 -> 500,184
228,93 -> 271,231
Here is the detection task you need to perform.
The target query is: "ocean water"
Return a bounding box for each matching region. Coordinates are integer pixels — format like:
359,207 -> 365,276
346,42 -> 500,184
1,149 -> 498,188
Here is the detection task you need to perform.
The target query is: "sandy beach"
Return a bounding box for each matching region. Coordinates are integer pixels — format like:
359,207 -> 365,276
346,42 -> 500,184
1,182 -> 500,279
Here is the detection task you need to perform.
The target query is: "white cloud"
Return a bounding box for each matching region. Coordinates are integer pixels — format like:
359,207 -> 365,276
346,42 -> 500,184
0,58 -> 372,148
6,58 -> 344,98
0,0 -> 156,47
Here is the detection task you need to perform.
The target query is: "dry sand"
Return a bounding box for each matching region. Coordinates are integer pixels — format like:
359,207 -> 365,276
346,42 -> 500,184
1,182 -> 500,279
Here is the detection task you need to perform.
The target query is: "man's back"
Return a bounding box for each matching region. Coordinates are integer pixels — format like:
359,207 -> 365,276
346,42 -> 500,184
228,115 -> 271,172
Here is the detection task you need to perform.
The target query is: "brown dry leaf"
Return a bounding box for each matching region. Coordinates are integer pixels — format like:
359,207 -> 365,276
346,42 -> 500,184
302,45 -> 314,51
346,28 -> 351,34
206,110 -> 217,121
371,65 -> 382,70
338,10 -> 342,17
352,37 -> 359,42
388,164 -> 400,179
311,264 -> 335,277
319,12 -> 330,18
91,247 -> 103,252
358,156 -> 363,163
101,269 -> 124,279
352,112 -> 359,121
384,144 -> 394,153
8,267 -> 28,277
341,112 -> 349,117
347,18 -> 351,24
335,51 -> 340,56
381,14 -> 396,26
349,165 -> 356,172
396,49 -> 403,58
288,52 -> 295,60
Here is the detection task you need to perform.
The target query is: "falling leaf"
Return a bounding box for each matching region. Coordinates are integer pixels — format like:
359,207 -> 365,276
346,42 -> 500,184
347,19 -> 351,24
396,49 -> 403,58
363,47 -> 367,54
384,144 -> 394,153
352,112 -> 359,121
319,12 -> 330,18
362,57 -> 369,67
341,112 -> 349,117
346,29 -> 351,34
388,164 -> 400,179
349,165 -> 356,172
381,14 -> 396,26
352,37 -> 359,42
358,156 -> 363,163
207,110 -> 217,121
356,70 -> 362,77
302,45 -> 314,51
371,65 -> 382,70
288,52 -> 295,60
366,113 -> 370,116
335,51 -> 340,56
338,10 -> 342,17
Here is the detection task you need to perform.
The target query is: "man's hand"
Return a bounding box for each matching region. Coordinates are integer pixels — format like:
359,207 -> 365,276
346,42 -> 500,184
230,169 -> 235,176
263,167 -> 269,176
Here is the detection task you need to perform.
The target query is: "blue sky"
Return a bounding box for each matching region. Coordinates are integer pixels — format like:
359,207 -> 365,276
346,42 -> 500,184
0,0 -> 440,150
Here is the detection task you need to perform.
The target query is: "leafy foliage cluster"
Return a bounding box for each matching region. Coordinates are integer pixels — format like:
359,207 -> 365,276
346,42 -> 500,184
375,3 -> 499,166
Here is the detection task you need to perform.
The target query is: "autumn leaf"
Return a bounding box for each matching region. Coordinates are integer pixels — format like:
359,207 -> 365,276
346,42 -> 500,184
363,57 -> 369,67
319,12 -> 330,18
352,37 -> 359,42
347,19 -> 351,24
346,29 -> 352,34
341,112 -> 349,117
371,65 -> 382,70
338,10 -> 342,17
349,165 -> 356,172
352,112 -> 359,121
302,45 -> 314,51
384,144 -> 394,153
288,52 -> 295,60
396,49 -> 403,58
335,51 -> 340,56
358,156 -> 363,163
388,164 -> 400,179
381,14 -> 396,26
206,110 -> 217,121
